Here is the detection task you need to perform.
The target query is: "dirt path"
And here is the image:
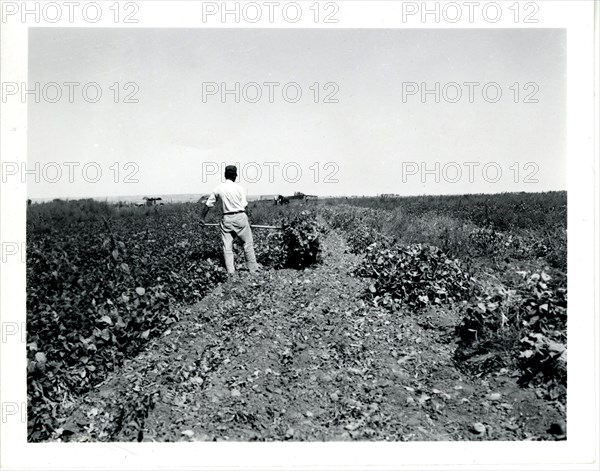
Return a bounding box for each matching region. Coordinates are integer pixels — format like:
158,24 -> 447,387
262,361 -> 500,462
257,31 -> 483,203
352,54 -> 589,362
61,231 -> 565,442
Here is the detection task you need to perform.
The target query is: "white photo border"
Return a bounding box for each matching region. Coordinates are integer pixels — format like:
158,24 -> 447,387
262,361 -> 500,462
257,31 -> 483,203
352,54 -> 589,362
1,1 -> 597,470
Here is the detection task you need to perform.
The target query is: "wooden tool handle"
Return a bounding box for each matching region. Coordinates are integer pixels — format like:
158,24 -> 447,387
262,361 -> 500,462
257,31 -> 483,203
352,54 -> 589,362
203,223 -> 282,230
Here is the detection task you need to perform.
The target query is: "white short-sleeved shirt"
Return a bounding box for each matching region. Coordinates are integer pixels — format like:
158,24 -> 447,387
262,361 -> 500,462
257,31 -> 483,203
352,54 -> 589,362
205,179 -> 248,213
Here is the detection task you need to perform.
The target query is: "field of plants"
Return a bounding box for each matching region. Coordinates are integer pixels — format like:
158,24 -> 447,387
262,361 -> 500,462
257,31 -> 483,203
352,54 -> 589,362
321,193 -> 567,396
27,199 -> 319,440
27,191 -> 566,442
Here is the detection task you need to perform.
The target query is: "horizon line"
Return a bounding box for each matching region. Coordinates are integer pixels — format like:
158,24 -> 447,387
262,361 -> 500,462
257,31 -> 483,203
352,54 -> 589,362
28,188 -> 567,203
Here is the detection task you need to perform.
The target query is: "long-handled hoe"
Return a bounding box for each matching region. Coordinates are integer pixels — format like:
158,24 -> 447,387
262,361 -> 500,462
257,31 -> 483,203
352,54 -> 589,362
202,223 -> 282,230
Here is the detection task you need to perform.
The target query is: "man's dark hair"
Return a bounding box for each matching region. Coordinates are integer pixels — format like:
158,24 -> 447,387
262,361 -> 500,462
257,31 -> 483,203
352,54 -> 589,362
224,165 -> 237,181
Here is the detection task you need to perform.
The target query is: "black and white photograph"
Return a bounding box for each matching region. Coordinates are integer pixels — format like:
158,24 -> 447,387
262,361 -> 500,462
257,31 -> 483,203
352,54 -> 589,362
0,1 -> 598,470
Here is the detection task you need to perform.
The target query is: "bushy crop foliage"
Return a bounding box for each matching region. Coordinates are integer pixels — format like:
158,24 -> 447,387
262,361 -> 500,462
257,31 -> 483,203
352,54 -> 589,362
324,205 -> 473,310
320,205 -> 392,252
355,243 -> 472,310
321,193 -> 567,273
253,210 -> 324,269
26,194 -> 567,440
27,200 -> 322,441
280,211 -> 324,269
321,200 -> 566,401
28,207 -> 220,440
455,272 -> 567,399
322,191 -> 566,232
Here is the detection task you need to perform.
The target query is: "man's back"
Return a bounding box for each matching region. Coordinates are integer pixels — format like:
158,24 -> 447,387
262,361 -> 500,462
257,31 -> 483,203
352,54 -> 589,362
206,179 -> 248,213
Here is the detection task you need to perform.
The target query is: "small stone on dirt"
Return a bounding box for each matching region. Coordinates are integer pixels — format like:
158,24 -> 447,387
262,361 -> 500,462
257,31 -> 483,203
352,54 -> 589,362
489,393 -> 502,401
344,421 -> 362,431
230,389 -> 241,398
418,394 -> 431,405
471,422 -> 486,435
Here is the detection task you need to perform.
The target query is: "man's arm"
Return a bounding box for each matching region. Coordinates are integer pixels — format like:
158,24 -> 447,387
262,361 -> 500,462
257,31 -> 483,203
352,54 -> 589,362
200,204 -> 210,224
201,192 -> 217,224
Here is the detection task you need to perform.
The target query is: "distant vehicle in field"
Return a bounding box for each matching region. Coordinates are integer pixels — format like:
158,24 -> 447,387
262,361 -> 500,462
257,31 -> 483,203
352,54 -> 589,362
143,197 -> 163,206
291,192 -> 306,201
274,195 -> 290,205
274,192 -> 318,205
291,192 -> 318,201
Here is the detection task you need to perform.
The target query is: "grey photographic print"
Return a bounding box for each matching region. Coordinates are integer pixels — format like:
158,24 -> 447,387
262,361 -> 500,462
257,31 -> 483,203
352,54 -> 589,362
1,2 -> 597,471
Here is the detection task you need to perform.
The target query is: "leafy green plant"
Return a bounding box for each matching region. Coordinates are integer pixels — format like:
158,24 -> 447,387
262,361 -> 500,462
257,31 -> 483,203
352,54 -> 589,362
455,272 -> 567,397
517,273 -> 567,389
454,285 -> 521,374
355,243 -> 473,310
320,205 -> 391,254
280,211 -> 324,269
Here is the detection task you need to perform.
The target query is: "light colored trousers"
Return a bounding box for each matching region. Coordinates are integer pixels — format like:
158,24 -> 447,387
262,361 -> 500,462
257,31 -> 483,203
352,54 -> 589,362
220,213 -> 258,274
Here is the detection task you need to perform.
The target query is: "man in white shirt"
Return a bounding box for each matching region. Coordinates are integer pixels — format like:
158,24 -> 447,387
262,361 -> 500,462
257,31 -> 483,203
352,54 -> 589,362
200,165 -> 258,274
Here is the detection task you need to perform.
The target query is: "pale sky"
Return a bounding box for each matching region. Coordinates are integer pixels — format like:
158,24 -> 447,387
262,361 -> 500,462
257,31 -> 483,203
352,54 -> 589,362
28,28 -> 566,199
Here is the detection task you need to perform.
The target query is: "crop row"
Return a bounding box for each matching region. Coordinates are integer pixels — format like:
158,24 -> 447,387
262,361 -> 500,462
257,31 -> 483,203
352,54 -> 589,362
27,200 -> 321,441
321,204 -> 567,401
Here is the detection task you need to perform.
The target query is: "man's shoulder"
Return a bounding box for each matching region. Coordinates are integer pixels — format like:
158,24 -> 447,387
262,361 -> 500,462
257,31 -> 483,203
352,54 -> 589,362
224,181 -> 245,192
213,181 -> 230,192
214,180 -> 245,194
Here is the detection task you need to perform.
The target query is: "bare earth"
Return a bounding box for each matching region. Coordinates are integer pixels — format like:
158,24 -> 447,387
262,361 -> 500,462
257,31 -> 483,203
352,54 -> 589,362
61,231 -> 565,442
